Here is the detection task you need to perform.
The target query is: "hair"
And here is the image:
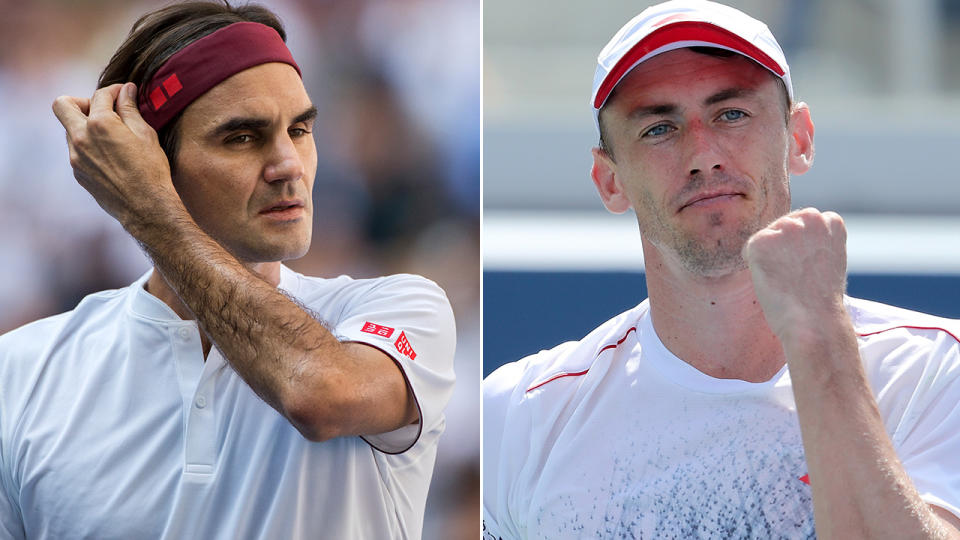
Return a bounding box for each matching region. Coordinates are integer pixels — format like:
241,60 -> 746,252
98,1 -> 287,170
597,46 -> 793,161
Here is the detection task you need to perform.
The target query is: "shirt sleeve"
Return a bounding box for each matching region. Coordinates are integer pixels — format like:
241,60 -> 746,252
890,329 -> 960,520
333,274 -> 456,454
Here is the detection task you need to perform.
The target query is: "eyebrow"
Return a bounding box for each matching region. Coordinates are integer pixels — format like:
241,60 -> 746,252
627,87 -> 757,120
293,105 -> 318,126
703,87 -> 756,106
628,103 -> 677,120
209,104 -> 318,137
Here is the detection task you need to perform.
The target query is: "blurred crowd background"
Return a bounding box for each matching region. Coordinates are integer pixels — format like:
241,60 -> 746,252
0,0 -> 479,538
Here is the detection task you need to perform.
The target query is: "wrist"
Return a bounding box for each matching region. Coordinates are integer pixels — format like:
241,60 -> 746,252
123,195 -> 192,242
770,298 -> 849,345
779,308 -> 863,384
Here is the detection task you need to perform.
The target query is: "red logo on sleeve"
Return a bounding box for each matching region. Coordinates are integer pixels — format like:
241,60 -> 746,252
394,331 -> 417,361
361,322 -> 394,338
799,474 -> 810,485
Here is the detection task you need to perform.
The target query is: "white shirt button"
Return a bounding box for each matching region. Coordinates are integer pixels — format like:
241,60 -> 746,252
195,396 -> 207,409
177,327 -> 191,340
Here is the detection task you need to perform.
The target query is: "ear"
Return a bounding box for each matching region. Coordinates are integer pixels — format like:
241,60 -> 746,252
591,147 -> 631,214
787,102 -> 815,175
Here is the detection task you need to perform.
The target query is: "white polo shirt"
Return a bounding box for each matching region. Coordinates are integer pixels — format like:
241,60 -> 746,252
483,297 -> 960,539
0,266 -> 456,539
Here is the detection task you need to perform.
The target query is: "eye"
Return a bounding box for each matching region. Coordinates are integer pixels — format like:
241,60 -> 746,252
642,123 -> 674,138
719,109 -> 747,122
289,127 -> 312,138
226,133 -> 255,145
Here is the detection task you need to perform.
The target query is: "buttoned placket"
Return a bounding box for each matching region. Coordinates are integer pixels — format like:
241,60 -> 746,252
170,322 -> 226,478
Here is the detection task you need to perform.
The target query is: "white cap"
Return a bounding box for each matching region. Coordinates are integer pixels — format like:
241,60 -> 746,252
592,0 -> 792,129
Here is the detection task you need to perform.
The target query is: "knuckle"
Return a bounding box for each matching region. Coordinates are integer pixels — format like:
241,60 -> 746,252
780,216 -> 803,231
87,116 -> 105,132
824,211 -> 844,225
71,131 -> 89,149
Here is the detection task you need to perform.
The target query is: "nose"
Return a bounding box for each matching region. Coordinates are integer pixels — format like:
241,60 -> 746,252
684,119 -> 724,177
263,133 -> 304,184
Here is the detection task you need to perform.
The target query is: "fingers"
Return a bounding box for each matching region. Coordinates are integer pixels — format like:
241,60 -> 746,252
765,208 -> 845,235
89,84 -> 124,118
52,95 -> 90,133
72,97 -> 91,116
115,82 -> 156,138
744,208 -> 847,256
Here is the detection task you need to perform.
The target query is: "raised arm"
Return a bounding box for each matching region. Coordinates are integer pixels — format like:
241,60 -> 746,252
51,82 -> 426,442
744,208 -> 960,539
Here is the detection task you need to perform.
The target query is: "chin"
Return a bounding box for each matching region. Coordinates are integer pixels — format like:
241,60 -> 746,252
229,237 -> 312,264
672,228 -> 754,278
684,256 -> 749,278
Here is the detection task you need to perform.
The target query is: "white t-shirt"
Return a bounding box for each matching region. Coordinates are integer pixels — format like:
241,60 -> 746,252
483,297 -> 960,539
0,266 -> 456,540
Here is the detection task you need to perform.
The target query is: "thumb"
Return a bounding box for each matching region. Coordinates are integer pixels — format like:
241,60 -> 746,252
116,82 -> 156,137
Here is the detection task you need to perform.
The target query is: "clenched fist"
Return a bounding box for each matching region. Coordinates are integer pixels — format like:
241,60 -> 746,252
52,82 -> 181,231
742,208 -> 849,343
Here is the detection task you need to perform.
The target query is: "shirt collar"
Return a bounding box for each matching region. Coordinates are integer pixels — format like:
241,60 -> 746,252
126,265 -> 302,323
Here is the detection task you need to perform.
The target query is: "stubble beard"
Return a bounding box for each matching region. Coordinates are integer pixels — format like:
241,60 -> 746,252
638,173 -> 789,279
665,212 -> 759,277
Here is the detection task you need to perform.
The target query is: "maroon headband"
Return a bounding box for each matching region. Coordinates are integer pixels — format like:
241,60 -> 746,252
138,21 -> 301,130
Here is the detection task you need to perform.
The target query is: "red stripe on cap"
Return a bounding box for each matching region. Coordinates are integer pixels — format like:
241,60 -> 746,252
594,21 -> 785,109
138,22 -> 301,130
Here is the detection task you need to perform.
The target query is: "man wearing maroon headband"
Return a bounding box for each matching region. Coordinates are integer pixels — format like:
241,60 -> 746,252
0,2 -> 454,539
484,1 -> 960,538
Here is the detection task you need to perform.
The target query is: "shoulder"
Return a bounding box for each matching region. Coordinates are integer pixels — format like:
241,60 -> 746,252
847,296 -> 960,350
286,269 -> 450,311
484,300 -> 649,412
0,312 -> 72,362
846,298 -> 960,453
483,300 -> 649,528
0,285 -> 132,427
0,286 -> 129,360
846,296 -> 960,396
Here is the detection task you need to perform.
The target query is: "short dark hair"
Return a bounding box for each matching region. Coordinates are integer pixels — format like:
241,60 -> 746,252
597,46 -> 792,161
97,1 -> 288,169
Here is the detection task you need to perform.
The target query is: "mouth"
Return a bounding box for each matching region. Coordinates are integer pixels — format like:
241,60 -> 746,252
678,191 -> 744,213
259,199 -> 305,221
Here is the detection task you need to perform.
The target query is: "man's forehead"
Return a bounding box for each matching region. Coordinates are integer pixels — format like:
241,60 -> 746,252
608,48 -> 778,109
183,63 -> 311,124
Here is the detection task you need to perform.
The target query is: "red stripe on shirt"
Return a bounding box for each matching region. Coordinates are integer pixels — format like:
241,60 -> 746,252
857,325 -> 960,345
525,326 -> 638,393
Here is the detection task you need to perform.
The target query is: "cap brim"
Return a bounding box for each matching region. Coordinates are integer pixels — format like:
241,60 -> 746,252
593,20 -> 787,110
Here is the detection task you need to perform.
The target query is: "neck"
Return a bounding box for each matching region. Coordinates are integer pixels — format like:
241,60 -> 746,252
642,241 -> 785,382
144,261 -> 282,356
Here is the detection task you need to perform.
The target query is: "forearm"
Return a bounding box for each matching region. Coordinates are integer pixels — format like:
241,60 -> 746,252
128,204 -> 362,439
785,312 -> 959,540
53,82 -> 414,440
